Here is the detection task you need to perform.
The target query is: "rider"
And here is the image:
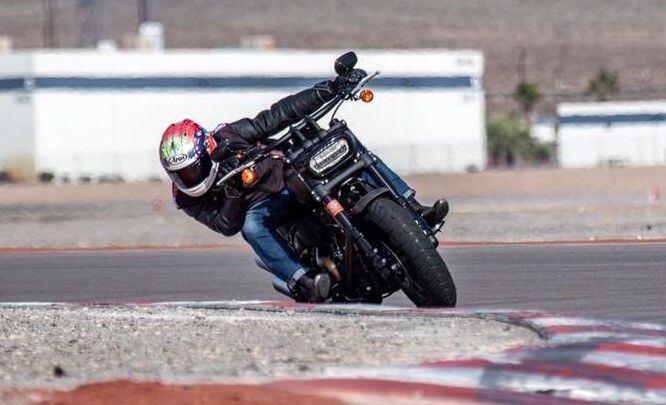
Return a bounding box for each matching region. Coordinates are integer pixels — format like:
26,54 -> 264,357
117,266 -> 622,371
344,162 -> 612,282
159,68 -> 449,303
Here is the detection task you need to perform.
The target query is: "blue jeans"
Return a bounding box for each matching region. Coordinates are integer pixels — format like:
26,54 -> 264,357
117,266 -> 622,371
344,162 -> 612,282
371,160 -> 414,199
242,159 -> 411,282
241,189 -> 302,282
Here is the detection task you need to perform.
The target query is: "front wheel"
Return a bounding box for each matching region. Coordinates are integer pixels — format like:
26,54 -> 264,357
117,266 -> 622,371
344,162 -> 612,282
363,197 -> 456,307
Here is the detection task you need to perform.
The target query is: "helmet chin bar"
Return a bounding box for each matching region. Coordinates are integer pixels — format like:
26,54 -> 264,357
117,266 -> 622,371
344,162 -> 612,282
179,162 -> 220,197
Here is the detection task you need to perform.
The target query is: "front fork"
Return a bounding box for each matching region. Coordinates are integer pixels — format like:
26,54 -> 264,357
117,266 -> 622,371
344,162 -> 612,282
288,163 -> 388,276
320,195 -> 388,273
365,154 -> 440,246
306,151 -> 436,274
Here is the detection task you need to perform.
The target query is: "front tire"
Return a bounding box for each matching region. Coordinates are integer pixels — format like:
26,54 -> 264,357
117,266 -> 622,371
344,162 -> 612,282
363,198 -> 456,307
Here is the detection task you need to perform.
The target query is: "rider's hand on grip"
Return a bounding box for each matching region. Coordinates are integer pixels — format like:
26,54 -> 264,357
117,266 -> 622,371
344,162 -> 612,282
332,68 -> 368,95
209,137 -> 233,162
348,68 -> 368,83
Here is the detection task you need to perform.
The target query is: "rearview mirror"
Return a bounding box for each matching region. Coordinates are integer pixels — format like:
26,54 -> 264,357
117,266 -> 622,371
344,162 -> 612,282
334,51 -> 357,76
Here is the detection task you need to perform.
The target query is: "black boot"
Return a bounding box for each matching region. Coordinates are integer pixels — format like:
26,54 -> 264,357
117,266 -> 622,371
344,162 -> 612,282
288,271 -> 331,303
409,197 -> 449,228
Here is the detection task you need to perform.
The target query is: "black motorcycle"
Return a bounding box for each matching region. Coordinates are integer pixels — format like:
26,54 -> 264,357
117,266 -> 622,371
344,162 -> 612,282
216,52 -> 456,307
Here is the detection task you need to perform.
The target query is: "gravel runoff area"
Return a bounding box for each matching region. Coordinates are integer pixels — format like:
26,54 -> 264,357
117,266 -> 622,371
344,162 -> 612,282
0,305 -> 540,389
1,166 -> 665,247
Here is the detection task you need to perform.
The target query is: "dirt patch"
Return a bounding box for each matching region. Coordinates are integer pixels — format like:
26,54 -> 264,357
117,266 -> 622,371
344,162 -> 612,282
1,167 -> 665,246
407,166 -> 666,198
2,166 -> 665,204
0,183 -> 170,206
2,381 -> 341,405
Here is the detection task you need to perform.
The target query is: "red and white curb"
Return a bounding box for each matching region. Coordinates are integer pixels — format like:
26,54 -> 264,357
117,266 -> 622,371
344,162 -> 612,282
2,300 -> 665,404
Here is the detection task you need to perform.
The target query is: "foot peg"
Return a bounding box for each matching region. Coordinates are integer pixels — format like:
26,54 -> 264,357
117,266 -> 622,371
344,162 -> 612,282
419,198 -> 449,232
428,199 -> 449,225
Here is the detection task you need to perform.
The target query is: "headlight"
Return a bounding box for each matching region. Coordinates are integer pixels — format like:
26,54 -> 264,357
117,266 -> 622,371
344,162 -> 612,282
309,138 -> 350,175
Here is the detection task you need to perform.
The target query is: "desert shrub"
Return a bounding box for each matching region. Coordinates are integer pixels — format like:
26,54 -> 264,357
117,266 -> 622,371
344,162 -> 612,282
587,68 -> 619,101
486,114 -> 555,166
38,171 -> 55,183
513,82 -> 541,118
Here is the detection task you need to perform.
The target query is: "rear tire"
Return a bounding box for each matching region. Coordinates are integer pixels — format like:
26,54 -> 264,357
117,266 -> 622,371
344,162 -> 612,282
363,197 -> 456,307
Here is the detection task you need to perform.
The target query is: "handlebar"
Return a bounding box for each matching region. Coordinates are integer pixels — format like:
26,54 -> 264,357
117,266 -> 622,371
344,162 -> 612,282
347,71 -> 380,99
216,159 -> 257,185
214,70 -> 380,187
269,70 -> 380,148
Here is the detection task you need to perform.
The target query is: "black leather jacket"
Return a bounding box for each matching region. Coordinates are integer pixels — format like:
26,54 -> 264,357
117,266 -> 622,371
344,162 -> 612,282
173,80 -> 337,236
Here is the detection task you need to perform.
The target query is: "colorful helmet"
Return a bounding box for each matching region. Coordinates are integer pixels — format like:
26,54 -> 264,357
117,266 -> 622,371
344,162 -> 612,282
159,119 -> 218,197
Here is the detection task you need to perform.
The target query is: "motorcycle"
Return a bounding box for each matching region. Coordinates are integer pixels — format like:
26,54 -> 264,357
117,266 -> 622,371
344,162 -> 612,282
216,52 -> 456,307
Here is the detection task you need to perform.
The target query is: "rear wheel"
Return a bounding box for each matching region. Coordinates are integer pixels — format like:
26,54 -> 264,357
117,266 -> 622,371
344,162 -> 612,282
363,197 -> 456,307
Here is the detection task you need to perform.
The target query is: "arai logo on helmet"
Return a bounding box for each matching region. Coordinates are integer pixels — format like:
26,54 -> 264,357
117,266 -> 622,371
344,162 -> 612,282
167,154 -> 187,166
161,134 -> 196,168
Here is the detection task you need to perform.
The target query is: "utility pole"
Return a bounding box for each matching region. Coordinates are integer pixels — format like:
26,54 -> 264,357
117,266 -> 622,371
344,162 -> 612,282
43,0 -> 56,48
518,46 -> 527,83
138,0 -> 155,24
78,0 -> 106,47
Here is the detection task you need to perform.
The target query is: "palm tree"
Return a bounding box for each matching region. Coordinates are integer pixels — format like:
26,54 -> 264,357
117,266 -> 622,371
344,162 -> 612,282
587,68 -> 619,101
513,82 -> 541,126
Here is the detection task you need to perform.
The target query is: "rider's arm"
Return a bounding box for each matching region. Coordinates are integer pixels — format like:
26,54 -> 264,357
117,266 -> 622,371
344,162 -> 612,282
174,187 -> 244,237
226,81 -> 337,143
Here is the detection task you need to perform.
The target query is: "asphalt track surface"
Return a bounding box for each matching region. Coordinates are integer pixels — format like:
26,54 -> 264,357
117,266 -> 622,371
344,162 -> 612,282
1,243 -> 665,323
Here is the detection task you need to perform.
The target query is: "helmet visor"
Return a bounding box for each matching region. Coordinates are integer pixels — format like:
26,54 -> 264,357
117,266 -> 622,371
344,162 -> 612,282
168,153 -> 213,190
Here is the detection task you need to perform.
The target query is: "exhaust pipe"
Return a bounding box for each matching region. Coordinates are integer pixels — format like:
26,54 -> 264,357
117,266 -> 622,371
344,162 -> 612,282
316,249 -> 341,281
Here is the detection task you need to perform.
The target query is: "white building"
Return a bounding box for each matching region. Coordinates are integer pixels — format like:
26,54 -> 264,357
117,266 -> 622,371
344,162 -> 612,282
0,49 -> 485,182
558,101 -> 666,168
532,117 -> 557,144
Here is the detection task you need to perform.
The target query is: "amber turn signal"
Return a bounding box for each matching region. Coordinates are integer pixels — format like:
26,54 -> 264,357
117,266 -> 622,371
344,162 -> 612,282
242,168 -> 257,185
359,89 -> 374,103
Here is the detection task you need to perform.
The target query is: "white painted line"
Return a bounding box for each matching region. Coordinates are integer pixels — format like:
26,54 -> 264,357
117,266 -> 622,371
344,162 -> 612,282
333,366 -> 666,404
549,332 -> 666,346
580,351 -> 666,373
328,366 -> 486,390
606,320 -> 666,331
149,300 -> 274,307
530,317 -> 607,327
619,338 -> 666,349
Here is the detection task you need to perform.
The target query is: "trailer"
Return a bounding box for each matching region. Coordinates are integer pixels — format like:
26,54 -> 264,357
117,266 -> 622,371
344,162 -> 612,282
558,100 -> 666,168
0,49 -> 485,182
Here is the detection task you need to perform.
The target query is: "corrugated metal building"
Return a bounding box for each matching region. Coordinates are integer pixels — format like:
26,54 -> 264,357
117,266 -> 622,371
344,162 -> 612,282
0,49 -> 485,182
